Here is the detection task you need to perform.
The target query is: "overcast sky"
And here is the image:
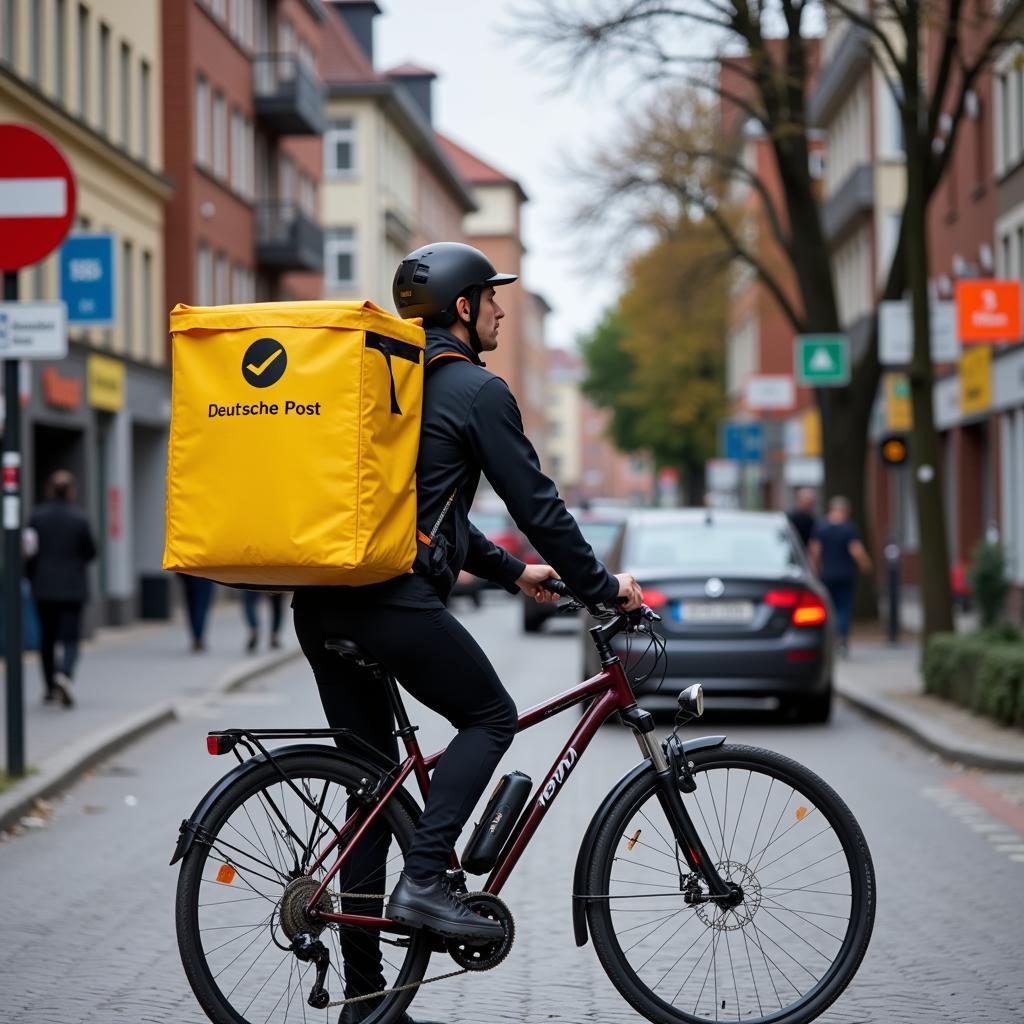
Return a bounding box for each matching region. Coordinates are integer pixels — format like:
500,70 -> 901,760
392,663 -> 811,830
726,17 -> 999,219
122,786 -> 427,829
374,1 -> 633,348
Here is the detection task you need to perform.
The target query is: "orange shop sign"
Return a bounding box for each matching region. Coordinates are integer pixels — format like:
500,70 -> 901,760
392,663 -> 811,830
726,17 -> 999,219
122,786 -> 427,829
956,280 -> 1022,343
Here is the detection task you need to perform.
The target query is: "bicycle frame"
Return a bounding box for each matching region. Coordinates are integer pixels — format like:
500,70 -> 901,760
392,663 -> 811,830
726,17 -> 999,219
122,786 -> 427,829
300,640 -> 725,934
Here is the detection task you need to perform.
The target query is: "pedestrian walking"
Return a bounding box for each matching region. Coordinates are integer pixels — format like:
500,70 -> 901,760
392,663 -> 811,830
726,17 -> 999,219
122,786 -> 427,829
242,590 -> 283,652
808,496 -> 872,655
179,574 -> 215,653
786,487 -> 817,548
24,470 -> 97,707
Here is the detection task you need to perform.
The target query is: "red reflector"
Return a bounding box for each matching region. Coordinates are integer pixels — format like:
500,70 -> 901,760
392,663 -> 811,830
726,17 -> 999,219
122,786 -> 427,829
793,592 -> 827,626
785,649 -> 820,662
764,589 -> 800,608
207,735 -> 234,755
643,589 -> 669,609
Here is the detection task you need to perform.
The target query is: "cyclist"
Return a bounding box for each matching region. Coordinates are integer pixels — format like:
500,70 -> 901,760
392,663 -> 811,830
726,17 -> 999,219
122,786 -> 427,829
291,242 -> 641,1007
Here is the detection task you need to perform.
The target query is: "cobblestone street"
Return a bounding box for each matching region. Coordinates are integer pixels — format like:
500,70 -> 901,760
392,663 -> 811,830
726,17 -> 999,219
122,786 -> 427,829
2,596 -> 1022,1023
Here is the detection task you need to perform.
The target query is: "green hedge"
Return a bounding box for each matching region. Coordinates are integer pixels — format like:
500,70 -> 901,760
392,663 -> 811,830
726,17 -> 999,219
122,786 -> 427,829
922,627 -> 1024,728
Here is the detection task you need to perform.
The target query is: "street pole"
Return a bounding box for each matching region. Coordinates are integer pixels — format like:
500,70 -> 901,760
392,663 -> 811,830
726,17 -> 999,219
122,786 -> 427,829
3,269 -> 25,777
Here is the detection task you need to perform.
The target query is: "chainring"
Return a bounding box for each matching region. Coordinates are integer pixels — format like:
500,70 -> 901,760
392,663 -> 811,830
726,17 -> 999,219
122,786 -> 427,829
278,877 -> 336,940
445,892 -> 515,971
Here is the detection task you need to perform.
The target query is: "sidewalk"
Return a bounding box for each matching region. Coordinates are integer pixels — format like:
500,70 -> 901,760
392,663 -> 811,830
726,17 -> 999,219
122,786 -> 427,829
836,640 -> 1024,771
0,597 -> 302,832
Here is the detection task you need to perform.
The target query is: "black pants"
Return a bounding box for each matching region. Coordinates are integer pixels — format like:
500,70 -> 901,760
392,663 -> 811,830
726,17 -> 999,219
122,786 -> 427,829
36,600 -> 84,693
292,592 -> 518,880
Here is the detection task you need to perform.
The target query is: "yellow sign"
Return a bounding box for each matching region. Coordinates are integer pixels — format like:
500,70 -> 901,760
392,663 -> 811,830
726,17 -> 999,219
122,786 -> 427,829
960,345 -> 992,416
801,408 -> 821,457
885,374 -> 912,431
87,354 -> 125,411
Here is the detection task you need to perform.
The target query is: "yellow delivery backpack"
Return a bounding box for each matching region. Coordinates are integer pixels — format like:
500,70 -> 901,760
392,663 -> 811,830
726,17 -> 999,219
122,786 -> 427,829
162,300 -> 426,587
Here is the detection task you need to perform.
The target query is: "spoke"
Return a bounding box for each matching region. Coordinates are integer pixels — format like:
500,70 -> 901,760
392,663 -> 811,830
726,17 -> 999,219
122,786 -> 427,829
622,833 -> 682,864
762,871 -> 850,896
750,920 -> 802,1001
241,796 -> 286,879
200,895 -> 270,908
637,911 -> 700,973
622,910 -> 690,955
692,915 -> 722,1017
755,823 -> 834,875
301,778 -> 333,873
612,856 -> 683,879
225,817 -> 290,876
751,916 -> 820,982
204,920 -> 269,957
760,907 -> 838,961
638,808 -> 678,859
741,924 -> 765,1017
764,849 -> 845,890
614,909 -> 685,938
201,875 -> 276,904
206,834 -> 289,882
760,895 -> 851,923
208,849 -> 286,890
213,919 -> 274,982
692,786 -> 726,866
750,784 -> 795,875
668,928 -> 715,1003
242,946 -> 291,1015
654,923 -> 713,994
727,769 -> 753,866
746,775 -> 775,865
226,934 -> 277,1000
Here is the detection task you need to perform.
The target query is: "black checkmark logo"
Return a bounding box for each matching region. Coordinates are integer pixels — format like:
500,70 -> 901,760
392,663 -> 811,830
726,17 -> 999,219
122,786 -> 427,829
242,338 -> 287,388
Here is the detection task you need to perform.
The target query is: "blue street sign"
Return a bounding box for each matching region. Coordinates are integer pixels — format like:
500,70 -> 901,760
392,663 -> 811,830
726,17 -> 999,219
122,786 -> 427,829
723,422 -> 764,463
60,234 -> 115,325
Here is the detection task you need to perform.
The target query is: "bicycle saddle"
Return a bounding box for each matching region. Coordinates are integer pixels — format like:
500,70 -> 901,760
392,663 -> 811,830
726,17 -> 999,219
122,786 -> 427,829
324,637 -> 380,669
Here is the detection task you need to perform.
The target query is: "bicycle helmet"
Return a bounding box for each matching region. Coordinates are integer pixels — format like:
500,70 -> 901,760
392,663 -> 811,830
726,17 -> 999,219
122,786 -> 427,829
393,242 -> 517,352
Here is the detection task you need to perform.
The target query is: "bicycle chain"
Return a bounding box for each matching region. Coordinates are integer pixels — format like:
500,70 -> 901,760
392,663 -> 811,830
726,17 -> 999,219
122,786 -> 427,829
322,892 -> 469,1009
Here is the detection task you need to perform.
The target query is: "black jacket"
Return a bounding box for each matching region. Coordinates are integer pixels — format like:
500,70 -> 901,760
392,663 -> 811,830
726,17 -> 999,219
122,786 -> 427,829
403,328 -> 619,606
25,499 -> 97,603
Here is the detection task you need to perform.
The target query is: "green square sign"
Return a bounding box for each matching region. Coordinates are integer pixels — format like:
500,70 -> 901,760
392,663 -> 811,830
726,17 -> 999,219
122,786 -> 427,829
796,335 -> 849,387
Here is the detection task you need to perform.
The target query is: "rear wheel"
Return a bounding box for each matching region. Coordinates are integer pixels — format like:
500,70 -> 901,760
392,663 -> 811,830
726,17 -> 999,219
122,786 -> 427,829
795,688 -> 832,724
175,751 -> 430,1024
585,744 -> 874,1024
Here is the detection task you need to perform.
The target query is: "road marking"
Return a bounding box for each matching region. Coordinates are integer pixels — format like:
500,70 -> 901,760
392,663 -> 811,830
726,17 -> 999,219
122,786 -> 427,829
994,844 -> 1024,854
922,781 -> 1024,866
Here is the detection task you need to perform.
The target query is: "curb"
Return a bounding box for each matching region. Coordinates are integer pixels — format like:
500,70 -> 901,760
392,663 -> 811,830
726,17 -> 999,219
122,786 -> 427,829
0,647 -> 302,834
837,681 -> 1024,772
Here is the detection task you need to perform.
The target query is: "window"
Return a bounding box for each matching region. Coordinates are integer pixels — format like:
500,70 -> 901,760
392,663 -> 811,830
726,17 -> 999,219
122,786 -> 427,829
1000,73 -> 1011,172
325,228 -> 357,290
119,42 -> 131,149
55,0 -> 67,101
215,252 -> 229,305
99,21 -> 110,134
195,75 -> 209,168
196,243 -> 212,306
279,153 -> 294,203
299,173 -> 316,217
298,36 -> 315,72
122,238 -> 134,351
29,0 -> 42,83
325,118 -> 356,177
232,264 -> 253,304
244,118 -> 255,197
213,91 -> 227,178
77,5 -> 88,118
142,249 -> 153,358
1,0 -> 15,66
139,60 -> 150,162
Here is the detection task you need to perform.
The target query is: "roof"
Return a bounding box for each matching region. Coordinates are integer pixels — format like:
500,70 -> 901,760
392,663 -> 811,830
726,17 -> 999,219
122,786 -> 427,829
321,6 -> 382,83
437,134 -> 528,202
386,63 -> 437,79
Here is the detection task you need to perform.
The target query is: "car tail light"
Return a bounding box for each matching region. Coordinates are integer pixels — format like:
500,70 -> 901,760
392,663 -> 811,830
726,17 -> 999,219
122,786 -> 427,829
492,532 -> 520,557
643,589 -> 669,609
764,589 -> 800,608
792,592 -> 827,626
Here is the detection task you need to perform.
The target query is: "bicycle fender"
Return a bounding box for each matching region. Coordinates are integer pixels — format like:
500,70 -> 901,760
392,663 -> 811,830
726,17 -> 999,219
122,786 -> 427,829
572,759 -> 654,947
570,735 -> 727,946
169,744 -> 419,866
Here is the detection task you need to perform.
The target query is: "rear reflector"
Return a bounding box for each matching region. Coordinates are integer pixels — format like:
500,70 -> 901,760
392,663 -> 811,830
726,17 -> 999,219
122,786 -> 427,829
207,734 -> 236,755
793,592 -> 827,626
785,649 -> 820,662
643,589 -> 669,609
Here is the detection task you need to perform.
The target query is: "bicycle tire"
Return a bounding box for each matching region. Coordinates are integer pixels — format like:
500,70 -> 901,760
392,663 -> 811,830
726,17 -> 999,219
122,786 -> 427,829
175,750 -> 430,1024
585,743 -> 874,1024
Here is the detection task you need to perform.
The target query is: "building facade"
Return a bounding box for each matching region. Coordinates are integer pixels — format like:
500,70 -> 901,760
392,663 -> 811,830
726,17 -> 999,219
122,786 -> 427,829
1,0 -> 173,624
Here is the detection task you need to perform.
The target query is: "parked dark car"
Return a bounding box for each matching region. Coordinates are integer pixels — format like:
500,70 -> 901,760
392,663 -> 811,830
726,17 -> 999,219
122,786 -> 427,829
583,508 -> 835,722
520,509 -> 625,632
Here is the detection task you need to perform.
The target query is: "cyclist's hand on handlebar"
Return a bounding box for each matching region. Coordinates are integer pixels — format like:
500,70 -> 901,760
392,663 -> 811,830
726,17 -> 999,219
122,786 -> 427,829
516,564 -> 563,603
615,573 -> 643,612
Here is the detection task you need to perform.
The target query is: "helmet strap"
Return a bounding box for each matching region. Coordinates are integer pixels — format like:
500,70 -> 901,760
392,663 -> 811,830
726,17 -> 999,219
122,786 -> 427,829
459,286 -> 484,354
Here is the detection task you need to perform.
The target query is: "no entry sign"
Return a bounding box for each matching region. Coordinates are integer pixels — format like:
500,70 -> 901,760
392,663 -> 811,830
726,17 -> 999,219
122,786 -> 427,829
0,124 -> 77,271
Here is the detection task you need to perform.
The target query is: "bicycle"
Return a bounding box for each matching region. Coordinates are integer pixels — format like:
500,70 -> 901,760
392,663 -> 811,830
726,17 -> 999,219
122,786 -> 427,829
171,580 -> 875,1024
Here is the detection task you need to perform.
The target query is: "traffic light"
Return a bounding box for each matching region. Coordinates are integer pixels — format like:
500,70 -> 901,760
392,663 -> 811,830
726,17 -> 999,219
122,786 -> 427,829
879,435 -> 909,467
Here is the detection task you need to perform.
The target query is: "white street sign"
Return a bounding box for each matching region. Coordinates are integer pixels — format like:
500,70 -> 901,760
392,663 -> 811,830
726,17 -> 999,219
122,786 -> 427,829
879,300 -> 958,365
0,301 -> 67,360
707,458 -> 740,491
745,374 -> 795,410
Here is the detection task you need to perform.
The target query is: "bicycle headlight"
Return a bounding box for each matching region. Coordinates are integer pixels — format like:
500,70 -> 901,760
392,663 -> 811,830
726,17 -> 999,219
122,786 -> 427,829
677,684 -> 704,720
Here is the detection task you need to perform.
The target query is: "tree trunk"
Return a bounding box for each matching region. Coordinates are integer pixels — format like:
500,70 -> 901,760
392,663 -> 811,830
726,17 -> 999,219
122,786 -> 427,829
904,33 -> 954,641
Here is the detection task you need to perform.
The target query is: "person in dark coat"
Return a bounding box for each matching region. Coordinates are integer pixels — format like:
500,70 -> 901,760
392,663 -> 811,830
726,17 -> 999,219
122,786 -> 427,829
24,470 -> 97,707
786,487 -> 818,548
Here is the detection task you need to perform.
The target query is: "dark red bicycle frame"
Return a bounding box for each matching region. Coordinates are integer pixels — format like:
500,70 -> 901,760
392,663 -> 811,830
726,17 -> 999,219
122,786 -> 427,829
304,656 -> 639,931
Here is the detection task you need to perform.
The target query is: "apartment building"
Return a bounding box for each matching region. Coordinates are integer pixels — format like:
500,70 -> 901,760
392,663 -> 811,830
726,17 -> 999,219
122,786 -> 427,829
1,0 -> 172,624
162,0 -> 327,317
319,1 -> 474,305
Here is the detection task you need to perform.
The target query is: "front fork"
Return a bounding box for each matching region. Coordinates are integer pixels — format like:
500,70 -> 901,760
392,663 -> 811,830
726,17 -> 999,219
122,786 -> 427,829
622,708 -> 734,901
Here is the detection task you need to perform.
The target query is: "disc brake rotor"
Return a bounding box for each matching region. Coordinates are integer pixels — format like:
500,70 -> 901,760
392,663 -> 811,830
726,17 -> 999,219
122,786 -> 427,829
696,861 -> 762,931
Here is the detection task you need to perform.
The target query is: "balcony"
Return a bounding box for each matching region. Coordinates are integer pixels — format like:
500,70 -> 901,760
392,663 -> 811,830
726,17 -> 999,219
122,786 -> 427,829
823,163 -> 874,244
256,201 -> 324,272
808,24 -> 871,128
253,55 -> 325,136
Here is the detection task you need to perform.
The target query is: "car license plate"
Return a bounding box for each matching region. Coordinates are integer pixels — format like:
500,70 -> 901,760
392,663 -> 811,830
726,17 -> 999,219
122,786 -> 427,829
677,601 -> 755,624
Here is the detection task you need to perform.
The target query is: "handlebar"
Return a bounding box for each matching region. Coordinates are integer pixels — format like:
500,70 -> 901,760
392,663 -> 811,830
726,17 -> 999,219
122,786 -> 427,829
539,578 -> 662,625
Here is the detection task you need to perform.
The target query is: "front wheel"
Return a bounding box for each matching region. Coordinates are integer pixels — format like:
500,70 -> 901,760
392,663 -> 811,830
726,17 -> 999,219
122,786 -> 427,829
584,744 -> 874,1024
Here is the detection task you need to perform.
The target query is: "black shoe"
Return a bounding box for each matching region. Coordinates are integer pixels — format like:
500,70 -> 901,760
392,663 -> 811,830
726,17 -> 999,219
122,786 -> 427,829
339,1003 -> 442,1024
54,672 -> 74,708
43,690 -> 56,704
386,872 -> 504,942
